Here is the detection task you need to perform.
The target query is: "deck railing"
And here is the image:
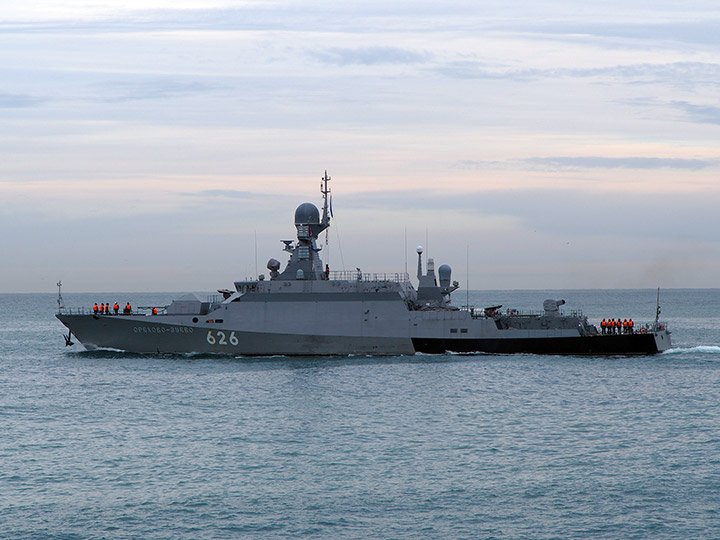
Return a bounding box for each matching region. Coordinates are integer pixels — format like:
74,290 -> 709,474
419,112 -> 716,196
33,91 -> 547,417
328,271 -> 409,283
462,306 -> 585,319
58,306 -> 167,316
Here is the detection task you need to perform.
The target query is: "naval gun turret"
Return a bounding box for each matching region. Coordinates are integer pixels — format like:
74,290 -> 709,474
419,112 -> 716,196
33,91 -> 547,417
267,258 -> 281,279
543,299 -> 566,316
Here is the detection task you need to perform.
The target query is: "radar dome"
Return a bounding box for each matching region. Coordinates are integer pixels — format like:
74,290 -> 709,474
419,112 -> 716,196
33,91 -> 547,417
294,202 -> 320,225
438,264 -> 452,288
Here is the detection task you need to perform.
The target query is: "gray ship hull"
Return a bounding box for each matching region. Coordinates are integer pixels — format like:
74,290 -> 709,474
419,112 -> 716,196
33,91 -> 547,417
57,308 -> 671,356
412,331 -> 671,355
408,309 -> 671,355
56,311 -> 415,356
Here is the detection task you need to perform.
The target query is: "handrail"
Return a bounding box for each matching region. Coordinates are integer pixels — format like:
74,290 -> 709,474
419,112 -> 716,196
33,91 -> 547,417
327,271 -> 409,283
57,306 -> 167,316
464,306 -> 584,317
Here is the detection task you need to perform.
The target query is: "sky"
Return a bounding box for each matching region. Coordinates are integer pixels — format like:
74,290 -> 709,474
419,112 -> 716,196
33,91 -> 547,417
2,0 -> 719,293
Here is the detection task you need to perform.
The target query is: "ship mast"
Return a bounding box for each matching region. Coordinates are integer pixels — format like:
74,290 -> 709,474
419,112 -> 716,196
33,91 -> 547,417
57,280 -> 64,311
320,170 -> 331,230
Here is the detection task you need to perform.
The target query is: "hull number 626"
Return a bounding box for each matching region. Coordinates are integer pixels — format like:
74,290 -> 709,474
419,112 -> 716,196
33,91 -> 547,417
206,330 -> 239,346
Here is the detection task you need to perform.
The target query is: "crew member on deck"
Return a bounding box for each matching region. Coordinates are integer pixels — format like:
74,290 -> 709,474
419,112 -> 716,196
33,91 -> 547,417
93,303 -> 99,314
114,302 -> 119,315
124,302 -> 131,314
601,318 -> 607,335
629,318 -> 634,334
152,307 -> 158,315
623,319 -> 628,334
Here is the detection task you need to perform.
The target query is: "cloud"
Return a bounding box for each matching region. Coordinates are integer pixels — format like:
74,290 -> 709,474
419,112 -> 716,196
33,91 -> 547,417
0,8 -> 278,34
3,1 -> 720,291
453,159 -> 509,170
342,188 -> 720,242
454,156 -> 719,171
434,61 -> 720,89
183,189 -> 276,199
93,79 -> 218,103
0,92 -> 45,108
522,156 -> 717,171
523,20 -> 720,47
433,61 -> 526,81
308,46 -> 431,66
671,101 -> 720,126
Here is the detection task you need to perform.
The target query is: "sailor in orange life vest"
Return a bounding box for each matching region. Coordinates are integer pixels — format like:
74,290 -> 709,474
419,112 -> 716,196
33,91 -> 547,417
152,307 -> 158,315
114,302 -> 119,315
93,303 -> 99,314
124,302 -> 132,314
601,318 -> 607,334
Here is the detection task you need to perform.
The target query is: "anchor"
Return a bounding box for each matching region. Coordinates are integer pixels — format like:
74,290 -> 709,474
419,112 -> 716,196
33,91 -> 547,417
64,331 -> 74,347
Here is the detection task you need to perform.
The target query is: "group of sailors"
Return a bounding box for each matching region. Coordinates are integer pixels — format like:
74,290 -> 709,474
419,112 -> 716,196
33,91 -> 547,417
93,302 -> 132,315
600,318 -> 634,335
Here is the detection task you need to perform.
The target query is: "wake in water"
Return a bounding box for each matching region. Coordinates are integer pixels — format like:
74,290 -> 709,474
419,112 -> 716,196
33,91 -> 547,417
663,345 -> 720,355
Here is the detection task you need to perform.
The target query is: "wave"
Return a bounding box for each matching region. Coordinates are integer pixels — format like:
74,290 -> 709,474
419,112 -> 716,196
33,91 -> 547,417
663,345 -> 720,355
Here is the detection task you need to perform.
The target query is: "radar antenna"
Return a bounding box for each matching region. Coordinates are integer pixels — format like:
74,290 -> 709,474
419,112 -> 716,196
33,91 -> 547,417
320,170 -> 331,229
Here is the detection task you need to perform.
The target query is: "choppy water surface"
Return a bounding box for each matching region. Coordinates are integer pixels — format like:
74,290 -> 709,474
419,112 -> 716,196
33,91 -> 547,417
1,290 -> 719,539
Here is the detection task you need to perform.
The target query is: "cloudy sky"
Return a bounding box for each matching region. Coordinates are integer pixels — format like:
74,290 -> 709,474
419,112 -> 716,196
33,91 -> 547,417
2,0 -> 719,293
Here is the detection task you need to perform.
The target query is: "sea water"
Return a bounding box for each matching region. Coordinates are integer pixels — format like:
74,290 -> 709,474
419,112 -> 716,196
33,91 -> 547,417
1,289 -> 719,539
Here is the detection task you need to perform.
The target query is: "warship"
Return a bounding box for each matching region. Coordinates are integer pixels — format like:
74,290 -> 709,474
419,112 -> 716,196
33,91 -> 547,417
57,173 -> 671,356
